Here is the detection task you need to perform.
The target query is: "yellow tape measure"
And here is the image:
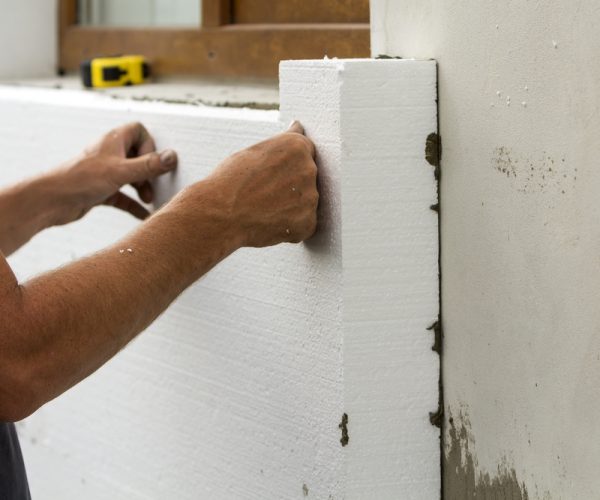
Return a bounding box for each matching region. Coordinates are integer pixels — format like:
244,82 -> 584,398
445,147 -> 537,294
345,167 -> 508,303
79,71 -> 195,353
81,55 -> 151,89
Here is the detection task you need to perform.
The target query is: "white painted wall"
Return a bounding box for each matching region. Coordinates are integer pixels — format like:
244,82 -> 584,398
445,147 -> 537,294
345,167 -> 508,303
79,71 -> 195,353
371,1 -> 600,498
1,59 -> 439,499
0,0 -> 57,79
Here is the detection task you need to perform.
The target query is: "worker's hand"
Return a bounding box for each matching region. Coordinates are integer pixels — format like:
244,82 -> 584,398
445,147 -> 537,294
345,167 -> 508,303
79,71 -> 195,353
55,122 -> 178,224
204,121 -> 319,247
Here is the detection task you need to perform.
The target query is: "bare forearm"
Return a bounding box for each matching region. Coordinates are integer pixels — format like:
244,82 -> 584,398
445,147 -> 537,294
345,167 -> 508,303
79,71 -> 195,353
0,122 -> 179,257
0,121 -> 317,422
0,181 -> 238,420
0,172 -> 69,256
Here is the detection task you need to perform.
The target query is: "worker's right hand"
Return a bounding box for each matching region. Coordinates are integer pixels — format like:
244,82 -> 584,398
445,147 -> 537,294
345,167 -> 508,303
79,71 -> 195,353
213,121 -> 318,247
188,121 -> 319,248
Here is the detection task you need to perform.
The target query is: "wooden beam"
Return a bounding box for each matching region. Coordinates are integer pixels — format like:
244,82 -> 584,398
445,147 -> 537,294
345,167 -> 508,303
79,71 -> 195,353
59,24 -> 370,79
58,0 -> 79,73
202,0 -> 232,27
232,0 -> 370,24
59,0 -> 78,38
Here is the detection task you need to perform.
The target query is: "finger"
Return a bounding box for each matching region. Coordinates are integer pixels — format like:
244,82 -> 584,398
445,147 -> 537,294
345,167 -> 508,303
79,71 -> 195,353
119,149 -> 178,185
132,181 -> 154,203
286,121 -> 315,159
136,130 -> 157,157
287,120 -> 305,135
117,122 -> 156,157
304,138 -> 317,159
103,191 -> 150,220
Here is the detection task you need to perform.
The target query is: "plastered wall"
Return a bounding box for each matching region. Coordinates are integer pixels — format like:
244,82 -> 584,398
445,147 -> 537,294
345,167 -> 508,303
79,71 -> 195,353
2,58 -> 439,499
371,0 -> 600,498
0,0 -> 57,79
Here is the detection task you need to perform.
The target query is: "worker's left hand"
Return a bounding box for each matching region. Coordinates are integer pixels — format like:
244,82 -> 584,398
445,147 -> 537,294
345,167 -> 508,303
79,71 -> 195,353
53,122 -> 178,225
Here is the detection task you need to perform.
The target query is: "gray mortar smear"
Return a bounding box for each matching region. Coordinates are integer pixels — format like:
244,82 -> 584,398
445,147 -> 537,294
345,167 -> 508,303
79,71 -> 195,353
425,132 -> 441,180
110,94 -> 279,110
339,413 -> 349,447
444,409 -> 531,499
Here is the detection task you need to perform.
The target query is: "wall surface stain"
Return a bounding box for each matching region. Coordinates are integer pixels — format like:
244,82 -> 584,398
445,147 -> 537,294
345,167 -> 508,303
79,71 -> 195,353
339,413 -> 349,447
425,132 -> 442,179
427,321 -> 443,429
492,146 -> 575,195
427,320 -> 442,355
444,409 -> 531,500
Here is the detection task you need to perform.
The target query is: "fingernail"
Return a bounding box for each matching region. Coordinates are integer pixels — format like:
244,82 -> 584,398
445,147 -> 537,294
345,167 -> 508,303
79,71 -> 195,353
288,120 -> 298,129
160,149 -> 177,167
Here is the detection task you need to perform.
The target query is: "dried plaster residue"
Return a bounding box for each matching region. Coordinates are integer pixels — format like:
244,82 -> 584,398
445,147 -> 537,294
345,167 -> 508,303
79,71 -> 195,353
114,94 -> 279,110
444,409 -> 531,500
492,146 -> 576,195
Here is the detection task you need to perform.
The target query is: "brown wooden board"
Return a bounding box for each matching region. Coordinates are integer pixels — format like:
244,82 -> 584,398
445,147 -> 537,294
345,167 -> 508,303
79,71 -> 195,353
58,0 -> 370,78
59,0 -> 78,37
60,24 -> 369,78
202,0 -> 232,27
232,0 -> 369,24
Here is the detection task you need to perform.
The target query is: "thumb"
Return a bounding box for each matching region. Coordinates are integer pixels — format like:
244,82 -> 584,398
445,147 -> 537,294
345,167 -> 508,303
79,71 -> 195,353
287,120 -> 305,135
120,149 -> 178,184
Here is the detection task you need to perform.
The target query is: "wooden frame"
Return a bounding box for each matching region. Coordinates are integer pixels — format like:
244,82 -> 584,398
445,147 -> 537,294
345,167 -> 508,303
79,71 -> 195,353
58,0 -> 370,78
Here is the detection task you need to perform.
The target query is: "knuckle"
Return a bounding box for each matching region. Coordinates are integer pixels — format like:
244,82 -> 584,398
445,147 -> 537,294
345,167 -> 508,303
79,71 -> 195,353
289,135 -> 309,155
127,121 -> 147,141
297,136 -> 315,156
301,135 -> 315,151
102,129 -> 118,144
306,215 -> 318,237
129,121 -> 144,131
145,153 -> 159,173
289,214 -> 318,243
298,158 -> 317,176
284,143 -> 302,159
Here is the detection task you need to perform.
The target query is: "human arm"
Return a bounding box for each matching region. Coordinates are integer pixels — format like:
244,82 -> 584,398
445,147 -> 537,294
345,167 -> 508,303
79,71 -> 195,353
0,122 -> 177,256
0,121 -> 317,422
